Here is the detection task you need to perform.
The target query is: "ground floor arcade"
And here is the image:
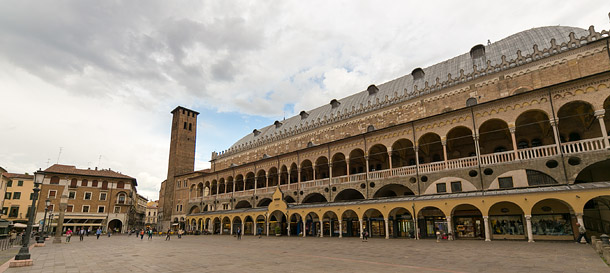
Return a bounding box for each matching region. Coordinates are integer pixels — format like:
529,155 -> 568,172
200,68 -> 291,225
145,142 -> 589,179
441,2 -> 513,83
187,182 -> 610,242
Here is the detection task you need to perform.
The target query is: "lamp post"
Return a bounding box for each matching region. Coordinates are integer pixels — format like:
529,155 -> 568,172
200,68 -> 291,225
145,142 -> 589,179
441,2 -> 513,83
15,170 -> 43,260
38,199 -> 50,243
47,213 -> 54,236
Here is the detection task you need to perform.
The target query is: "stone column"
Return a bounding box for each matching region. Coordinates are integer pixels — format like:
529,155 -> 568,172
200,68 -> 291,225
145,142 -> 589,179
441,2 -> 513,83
447,217 -> 454,240
328,163 -> 333,183
287,222 -> 291,237
241,221 -> 245,237
313,164 -> 316,181
265,175 -> 269,188
346,156 -> 350,177
441,139 -> 448,167
298,168 -> 301,184
387,148 -> 393,170
365,156 -> 370,174
303,220 -> 306,237
525,215 -> 534,242
509,126 -> 518,160
230,220 -> 233,235
483,216 -> 491,242
53,184 -> 69,244
473,133 -> 481,156
220,223 -> 223,235
266,219 -> 269,236
319,220 -> 323,237
359,218 -> 363,239
549,119 -> 562,153
338,219 -> 343,238
595,110 -> 609,148
384,218 -> 390,239
414,146 -> 420,171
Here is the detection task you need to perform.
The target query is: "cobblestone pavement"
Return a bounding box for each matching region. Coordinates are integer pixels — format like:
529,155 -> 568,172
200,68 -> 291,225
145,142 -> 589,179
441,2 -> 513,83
2,234 -> 607,273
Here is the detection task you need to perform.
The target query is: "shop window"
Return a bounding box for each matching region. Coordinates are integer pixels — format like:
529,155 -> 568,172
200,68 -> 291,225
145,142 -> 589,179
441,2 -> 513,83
17,180 -> 23,186
451,181 -> 462,192
498,177 -> 514,189
84,192 -> 92,200
48,190 -> 56,198
100,192 -> 107,201
490,215 -> 524,236
98,206 -> 105,213
50,176 -> 60,184
13,192 -> 21,200
4,192 -> 11,200
66,205 -> 73,212
82,205 -> 90,213
69,191 -> 76,199
436,183 -> 447,193
531,214 -> 573,236
6,180 -> 12,187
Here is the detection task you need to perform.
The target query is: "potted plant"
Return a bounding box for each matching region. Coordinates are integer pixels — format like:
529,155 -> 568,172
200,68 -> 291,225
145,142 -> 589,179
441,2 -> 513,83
275,226 -> 281,236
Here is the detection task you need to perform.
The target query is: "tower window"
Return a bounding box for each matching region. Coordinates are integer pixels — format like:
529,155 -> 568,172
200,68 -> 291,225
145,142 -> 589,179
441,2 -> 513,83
189,123 -> 192,131
183,122 -> 187,129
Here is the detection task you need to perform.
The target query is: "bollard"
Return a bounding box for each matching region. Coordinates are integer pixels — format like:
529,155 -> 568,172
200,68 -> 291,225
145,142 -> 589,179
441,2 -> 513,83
601,234 -> 610,245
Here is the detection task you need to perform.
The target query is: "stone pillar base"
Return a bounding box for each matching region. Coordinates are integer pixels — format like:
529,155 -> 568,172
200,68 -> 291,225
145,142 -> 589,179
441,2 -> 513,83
52,237 -> 62,244
9,259 -> 33,267
34,243 -> 45,247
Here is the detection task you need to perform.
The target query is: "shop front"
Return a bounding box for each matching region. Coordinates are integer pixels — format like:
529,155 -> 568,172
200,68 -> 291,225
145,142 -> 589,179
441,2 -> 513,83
341,218 -> 360,237
490,215 -> 525,240
453,216 -> 483,239
531,214 -> 574,240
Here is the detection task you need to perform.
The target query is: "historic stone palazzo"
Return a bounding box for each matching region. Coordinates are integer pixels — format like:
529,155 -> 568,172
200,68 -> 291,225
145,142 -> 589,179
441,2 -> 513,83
159,23 -> 610,241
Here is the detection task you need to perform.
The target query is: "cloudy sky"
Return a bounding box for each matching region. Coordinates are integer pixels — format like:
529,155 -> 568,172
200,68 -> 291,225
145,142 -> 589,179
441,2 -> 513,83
1,1 -> 609,200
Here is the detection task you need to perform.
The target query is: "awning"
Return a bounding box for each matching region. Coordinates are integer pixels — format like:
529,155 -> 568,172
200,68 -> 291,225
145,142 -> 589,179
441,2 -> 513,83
172,223 -> 179,226
12,223 -> 38,228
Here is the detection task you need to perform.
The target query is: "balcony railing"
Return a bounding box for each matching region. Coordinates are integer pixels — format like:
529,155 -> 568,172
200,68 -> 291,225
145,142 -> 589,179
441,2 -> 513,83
192,137 -> 609,200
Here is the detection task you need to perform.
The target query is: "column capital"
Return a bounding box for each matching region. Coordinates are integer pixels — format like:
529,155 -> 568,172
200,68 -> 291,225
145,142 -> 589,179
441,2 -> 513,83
595,109 -> 605,119
441,140 -> 447,146
509,126 -> 516,134
549,118 -> 558,126
575,212 -> 584,217
328,163 -> 333,168
472,134 -> 479,141
483,215 -> 489,219
524,214 -> 532,220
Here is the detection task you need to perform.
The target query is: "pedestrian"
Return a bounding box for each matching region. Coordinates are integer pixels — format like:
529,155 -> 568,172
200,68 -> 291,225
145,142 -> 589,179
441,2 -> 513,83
362,228 -> 368,242
435,228 -> 441,243
237,227 -> 241,240
108,229 -> 112,237
165,229 -> 171,241
575,223 -> 590,244
96,227 -> 102,239
257,226 -> 262,239
148,229 -> 153,240
87,227 -> 91,236
65,228 -> 72,243
9,230 -> 16,245
140,229 -> 145,240
79,228 -> 85,241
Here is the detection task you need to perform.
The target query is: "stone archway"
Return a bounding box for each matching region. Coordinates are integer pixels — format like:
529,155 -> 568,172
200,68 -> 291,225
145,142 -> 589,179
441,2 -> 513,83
108,219 -> 123,233
488,201 -> 526,240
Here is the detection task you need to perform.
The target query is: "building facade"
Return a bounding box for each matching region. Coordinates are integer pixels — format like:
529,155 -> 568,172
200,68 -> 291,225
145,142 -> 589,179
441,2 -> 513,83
0,173 -> 35,224
162,24 -> 610,241
36,164 -> 138,234
133,194 -> 148,230
145,200 -> 158,229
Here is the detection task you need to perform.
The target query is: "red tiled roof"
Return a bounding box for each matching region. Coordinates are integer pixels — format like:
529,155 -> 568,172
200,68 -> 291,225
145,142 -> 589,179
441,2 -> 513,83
44,164 -> 136,181
2,173 -> 33,179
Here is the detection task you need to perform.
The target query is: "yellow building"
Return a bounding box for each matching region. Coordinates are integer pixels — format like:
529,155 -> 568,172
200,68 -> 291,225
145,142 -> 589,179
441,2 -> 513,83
160,23 -> 610,242
1,173 -> 35,224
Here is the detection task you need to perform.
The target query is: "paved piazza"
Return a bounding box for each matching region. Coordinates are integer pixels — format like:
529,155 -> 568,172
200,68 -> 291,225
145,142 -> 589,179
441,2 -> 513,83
1,235 -> 606,273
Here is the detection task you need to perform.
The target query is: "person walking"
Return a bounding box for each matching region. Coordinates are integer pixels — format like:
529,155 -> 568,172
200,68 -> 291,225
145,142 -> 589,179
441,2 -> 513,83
65,228 -> 72,243
362,228 -> 368,242
148,229 -> 153,240
435,228 -> 441,243
237,227 -> 241,240
79,228 -> 85,241
165,229 -> 171,241
257,226 -> 262,239
575,223 -> 590,244
87,227 -> 91,237
96,228 -> 102,239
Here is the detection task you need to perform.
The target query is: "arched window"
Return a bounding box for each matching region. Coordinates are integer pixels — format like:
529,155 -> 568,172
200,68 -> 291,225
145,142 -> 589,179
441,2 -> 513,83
81,179 -> 88,187
102,181 -> 108,190
117,193 -> 126,204
50,176 -> 60,184
70,178 -> 77,188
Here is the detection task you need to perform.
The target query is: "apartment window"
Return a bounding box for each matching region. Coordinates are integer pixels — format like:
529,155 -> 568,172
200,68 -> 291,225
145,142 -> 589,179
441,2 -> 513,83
6,180 -> 12,187
499,177 -> 514,189
436,183 -> 447,193
9,207 -> 19,218
13,192 -> 21,200
100,192 -> 107,201
69,191 -> 76,199
1,207 -> 7,215
117,181 -> 124,189
50,176 -> 60,184
70,178 -> 78,188
4,192 -> 11,200
92,180 -> 98,187
48,190 -> 57,199
25,206 -> 32,218
117,193 -> 126,204
82,205 -> 90,213
98,206 -> 105,213
66,205 -> 73,212
114,206 -> 121,213
81,179 -> 88,187
17,180 -> 23,186
451,181 -> 463,193
84,192 -> 92,200
102,181 -> 108,190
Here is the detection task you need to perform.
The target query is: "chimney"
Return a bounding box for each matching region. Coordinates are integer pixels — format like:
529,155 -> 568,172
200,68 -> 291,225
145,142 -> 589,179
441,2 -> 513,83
95,167 -> 98,170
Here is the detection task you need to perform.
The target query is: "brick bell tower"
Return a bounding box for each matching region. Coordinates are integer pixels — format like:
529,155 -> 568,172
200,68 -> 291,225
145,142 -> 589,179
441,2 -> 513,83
162,106 -> 198,226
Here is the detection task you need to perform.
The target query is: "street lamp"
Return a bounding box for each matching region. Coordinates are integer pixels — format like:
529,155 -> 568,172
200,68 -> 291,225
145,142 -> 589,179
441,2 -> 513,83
15,170 -> 43,260
38,199 -> 50,242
